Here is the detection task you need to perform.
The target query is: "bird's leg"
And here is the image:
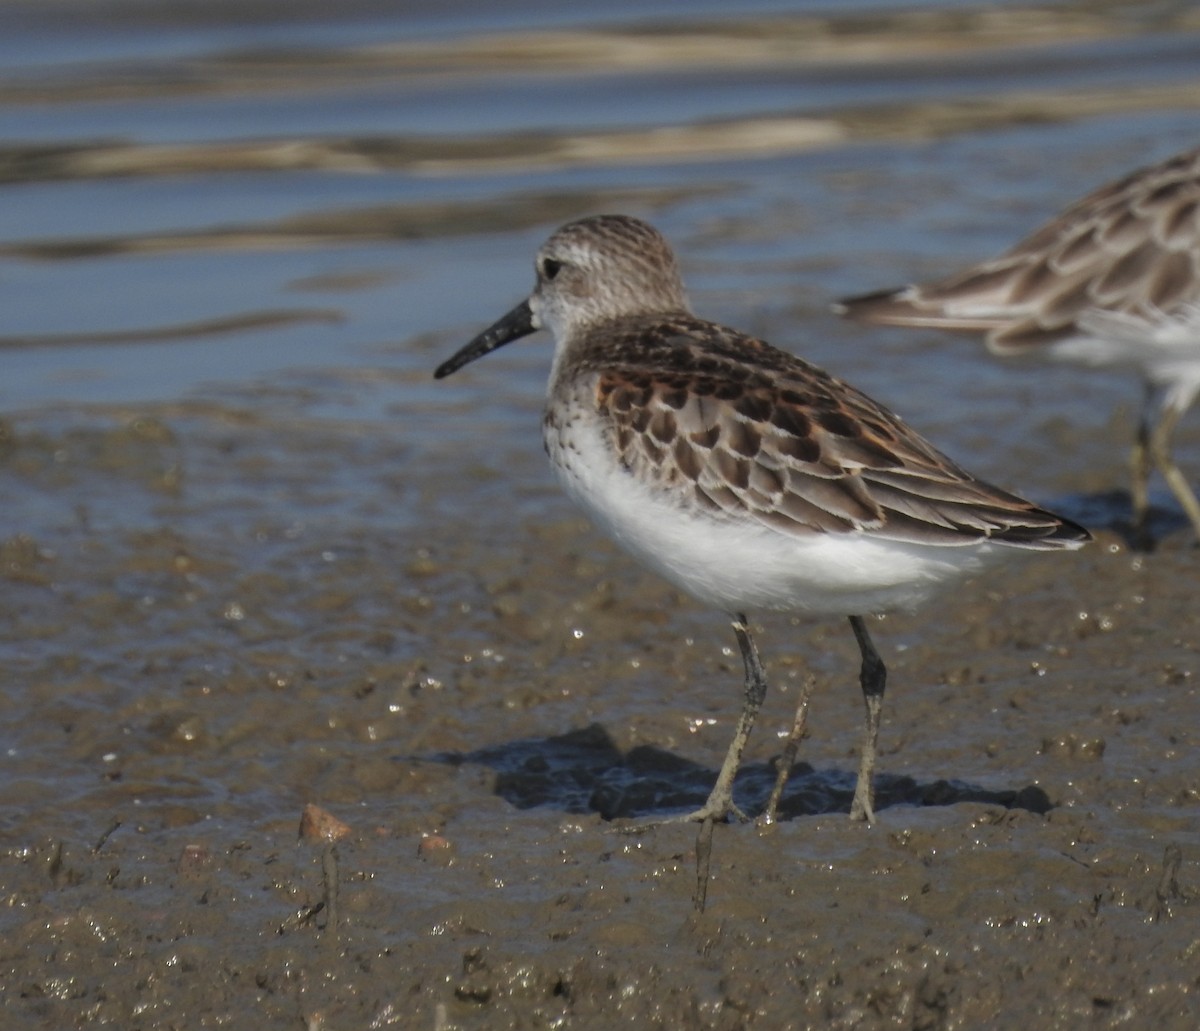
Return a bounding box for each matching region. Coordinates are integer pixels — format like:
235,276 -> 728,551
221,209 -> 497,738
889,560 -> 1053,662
848,615 -> 887,824
758,674 -> 815,826
687,614 -> 768,824
1149,402 -> 1200,543
689,615 -> 767,913
1130,387 -> 1154,550
617,614 -> 768,833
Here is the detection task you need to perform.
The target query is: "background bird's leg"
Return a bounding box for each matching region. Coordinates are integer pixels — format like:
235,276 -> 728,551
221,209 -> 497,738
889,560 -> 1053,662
1130,385 -> 1154,549
1149,401 -> 1200,542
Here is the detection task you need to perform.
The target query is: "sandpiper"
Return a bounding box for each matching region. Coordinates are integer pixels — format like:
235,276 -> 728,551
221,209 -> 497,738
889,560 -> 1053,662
838,146 -> 1200,548
435,214 -> 1089,829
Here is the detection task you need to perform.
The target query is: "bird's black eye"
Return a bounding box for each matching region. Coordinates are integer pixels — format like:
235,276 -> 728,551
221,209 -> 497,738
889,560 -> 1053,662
541,258 -> 563,280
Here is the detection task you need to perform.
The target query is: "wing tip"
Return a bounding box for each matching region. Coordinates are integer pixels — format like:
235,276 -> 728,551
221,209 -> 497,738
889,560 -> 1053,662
834,286 -> 918,323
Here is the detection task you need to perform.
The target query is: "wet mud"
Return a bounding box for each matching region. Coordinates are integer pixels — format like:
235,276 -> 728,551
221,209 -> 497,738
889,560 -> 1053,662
0,399 -> 1198,1030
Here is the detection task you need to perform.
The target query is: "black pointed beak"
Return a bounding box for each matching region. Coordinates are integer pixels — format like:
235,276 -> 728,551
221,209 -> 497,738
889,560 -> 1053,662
433,300 -> 537,379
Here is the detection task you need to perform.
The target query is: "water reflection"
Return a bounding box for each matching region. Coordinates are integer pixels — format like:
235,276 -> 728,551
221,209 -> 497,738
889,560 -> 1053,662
0,2 -> 1198,424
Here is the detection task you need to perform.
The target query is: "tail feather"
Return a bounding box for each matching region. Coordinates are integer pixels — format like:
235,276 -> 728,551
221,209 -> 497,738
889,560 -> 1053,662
835,286 -> 1004,331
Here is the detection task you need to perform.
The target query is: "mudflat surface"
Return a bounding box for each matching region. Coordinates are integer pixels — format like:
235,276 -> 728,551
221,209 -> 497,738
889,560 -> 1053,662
1,401 -> 1198,1029
3,1 -> 1200,1028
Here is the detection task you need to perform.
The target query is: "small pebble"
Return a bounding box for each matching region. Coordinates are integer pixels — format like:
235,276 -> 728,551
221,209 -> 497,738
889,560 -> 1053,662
298,803 -> 352,843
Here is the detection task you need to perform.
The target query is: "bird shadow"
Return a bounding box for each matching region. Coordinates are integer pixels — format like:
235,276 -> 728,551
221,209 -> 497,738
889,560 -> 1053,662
420,723 -> 1051,822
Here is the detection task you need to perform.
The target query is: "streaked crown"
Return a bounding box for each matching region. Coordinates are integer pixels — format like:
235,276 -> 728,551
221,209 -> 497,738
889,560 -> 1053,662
530,215 -> 690,340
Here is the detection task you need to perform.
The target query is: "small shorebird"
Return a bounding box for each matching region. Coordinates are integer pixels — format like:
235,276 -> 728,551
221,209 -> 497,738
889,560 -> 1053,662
435,214 -> 1088,833
838,146 -> 1200,548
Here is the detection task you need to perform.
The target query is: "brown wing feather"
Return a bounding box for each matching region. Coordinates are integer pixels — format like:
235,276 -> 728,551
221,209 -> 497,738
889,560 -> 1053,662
583,315 -> 1086,549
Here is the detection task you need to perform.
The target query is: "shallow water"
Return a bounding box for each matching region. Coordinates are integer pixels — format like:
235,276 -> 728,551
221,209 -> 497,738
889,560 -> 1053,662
2,2 -> 1200,1028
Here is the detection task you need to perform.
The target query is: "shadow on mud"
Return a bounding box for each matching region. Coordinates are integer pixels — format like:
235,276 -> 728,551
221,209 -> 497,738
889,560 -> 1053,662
422,723 -> 1052,822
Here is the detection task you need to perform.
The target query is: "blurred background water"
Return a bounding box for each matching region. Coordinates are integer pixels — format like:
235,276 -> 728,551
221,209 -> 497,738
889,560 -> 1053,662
3,0 -> 1199,442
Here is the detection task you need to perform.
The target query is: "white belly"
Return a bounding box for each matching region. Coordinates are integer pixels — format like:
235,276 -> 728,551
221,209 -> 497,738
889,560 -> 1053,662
545,408 -> 1002,617
1070,307 -> 1200,412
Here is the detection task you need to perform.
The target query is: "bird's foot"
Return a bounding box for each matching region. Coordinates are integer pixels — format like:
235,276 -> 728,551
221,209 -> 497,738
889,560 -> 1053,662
614,793 -> 748,834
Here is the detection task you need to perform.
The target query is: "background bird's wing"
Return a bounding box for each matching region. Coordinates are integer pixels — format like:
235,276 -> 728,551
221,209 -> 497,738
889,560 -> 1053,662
838,147 -> 1200,353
